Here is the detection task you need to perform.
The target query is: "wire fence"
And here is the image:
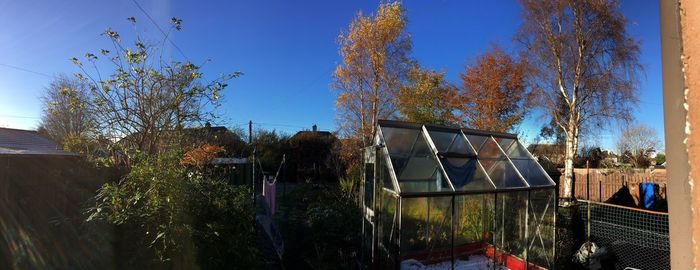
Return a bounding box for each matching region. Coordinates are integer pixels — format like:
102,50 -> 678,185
576,200 -> 669,270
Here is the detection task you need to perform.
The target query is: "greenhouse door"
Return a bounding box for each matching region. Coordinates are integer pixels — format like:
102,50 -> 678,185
362,147 -> 377,267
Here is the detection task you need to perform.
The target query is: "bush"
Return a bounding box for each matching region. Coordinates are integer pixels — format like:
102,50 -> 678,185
279,184 -> 361,269
87,150 -> 261,269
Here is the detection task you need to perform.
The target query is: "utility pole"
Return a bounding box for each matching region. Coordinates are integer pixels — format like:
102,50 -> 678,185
250,147 -> 255,207
249,119 -> 255,219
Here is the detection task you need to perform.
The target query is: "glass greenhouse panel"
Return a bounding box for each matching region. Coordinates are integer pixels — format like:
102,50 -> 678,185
464,134 -> 488,152
454,194 -> 489,259
381,125 -> 451,193
511,159 -> 554,187
362,219 -> 373,266
379,190 -> 398,268
381,126 -> 421,157
484,194 -> 496,246
480,159 -> 527,188
477,137 -> 506,159
527,189 -> 556,269
494,191 -> 528,269
400,196 -> 453,264
500,139 -> 531,159
378,151 -> 396,191
427,129 -> 474,156
440,158 -> 495,191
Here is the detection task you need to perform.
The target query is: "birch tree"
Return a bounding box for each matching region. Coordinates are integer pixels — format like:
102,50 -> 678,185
333,1 -> 413,144
518,0 -> 641,200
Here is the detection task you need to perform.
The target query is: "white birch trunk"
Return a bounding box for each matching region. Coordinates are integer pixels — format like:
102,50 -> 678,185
562,123 -> 579,200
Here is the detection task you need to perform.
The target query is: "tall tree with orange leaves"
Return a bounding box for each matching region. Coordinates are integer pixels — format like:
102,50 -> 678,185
333,1 -> 413,145
456,47 -> 528,133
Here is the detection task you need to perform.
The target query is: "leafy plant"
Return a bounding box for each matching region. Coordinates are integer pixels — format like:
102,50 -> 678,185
278,184 -> 361,269
86,149 -> 260,268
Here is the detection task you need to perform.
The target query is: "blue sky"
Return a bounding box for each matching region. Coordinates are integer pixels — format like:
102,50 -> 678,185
0,0 -> 663,151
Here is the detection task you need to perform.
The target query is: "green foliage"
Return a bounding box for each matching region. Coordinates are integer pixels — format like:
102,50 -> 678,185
397,66 -> 457,125
401,197 -> 452,252
455,196 -> 487,244
253,129 -> 289,171
338,165 -> 362,202
288,131 -> 342,183
574,146 -> 605,168
655,153 -> 665,165
87,151 -> 260,268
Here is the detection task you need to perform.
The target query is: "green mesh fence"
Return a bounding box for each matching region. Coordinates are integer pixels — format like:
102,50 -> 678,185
577,200 -> 669,270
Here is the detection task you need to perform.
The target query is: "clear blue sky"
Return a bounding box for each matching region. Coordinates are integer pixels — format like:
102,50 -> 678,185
0,0 -> 663,151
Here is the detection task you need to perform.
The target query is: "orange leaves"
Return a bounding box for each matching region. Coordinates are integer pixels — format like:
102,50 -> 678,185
457,47 -> 527,132
180,144 -> 225,167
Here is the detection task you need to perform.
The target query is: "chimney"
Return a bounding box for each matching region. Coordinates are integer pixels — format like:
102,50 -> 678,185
312,124 -> 317,132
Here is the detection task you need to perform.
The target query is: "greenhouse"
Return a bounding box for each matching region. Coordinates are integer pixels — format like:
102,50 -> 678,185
361,120 -> 557,270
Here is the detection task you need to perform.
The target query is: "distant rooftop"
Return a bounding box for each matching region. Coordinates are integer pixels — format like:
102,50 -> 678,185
0,128 -> 78,156
292,124 -> 334,138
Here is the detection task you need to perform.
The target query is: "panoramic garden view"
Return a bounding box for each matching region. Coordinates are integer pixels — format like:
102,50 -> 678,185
1,0 -> 699,269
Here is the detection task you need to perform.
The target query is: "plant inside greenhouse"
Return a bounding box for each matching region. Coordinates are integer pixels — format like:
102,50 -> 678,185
361,120 -> 557,270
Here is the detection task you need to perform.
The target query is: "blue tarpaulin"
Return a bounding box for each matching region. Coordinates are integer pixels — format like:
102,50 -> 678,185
640,182 -> 657,209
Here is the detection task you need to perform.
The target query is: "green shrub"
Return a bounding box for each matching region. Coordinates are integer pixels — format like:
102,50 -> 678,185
86,151 -> 261,269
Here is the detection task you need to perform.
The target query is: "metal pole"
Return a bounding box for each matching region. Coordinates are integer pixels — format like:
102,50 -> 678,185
451,195 -> 455,270
427,197 -> 430,244
552,189 -> 558,270
492,193 -> 498,266
397,197 -> 402,270
501,195 -> 505,253
525,191 -> 530,269
586,160 -> 590,201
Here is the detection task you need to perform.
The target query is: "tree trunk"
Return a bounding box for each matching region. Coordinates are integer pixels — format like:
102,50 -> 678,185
562,125 -> 579,200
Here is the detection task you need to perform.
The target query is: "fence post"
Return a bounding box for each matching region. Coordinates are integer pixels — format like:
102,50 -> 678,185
621,174 -> 624,187
586,161 -> 590,201
599,180 -> 602,202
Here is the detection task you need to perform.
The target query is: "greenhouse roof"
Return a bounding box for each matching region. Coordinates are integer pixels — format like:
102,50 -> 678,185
376,120 -> 555,195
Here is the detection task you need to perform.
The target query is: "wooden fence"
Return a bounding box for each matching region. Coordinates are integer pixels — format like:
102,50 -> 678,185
558,168 -> 667,202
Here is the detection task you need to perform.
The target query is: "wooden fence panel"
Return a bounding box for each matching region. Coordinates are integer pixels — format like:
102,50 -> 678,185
558,169 -> 667,202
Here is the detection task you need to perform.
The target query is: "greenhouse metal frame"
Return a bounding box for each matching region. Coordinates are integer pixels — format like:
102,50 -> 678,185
361,120 -> 557,270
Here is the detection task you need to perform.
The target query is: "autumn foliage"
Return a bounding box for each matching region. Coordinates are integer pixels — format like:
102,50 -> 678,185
456,47 -> 527,132
334,1 -> 412,144
180,144 -> 225,167
398,67 -> 457,125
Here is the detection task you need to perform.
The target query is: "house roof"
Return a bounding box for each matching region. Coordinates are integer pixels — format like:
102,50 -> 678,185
291,130 -> 334,138
0,128 -> 78,156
